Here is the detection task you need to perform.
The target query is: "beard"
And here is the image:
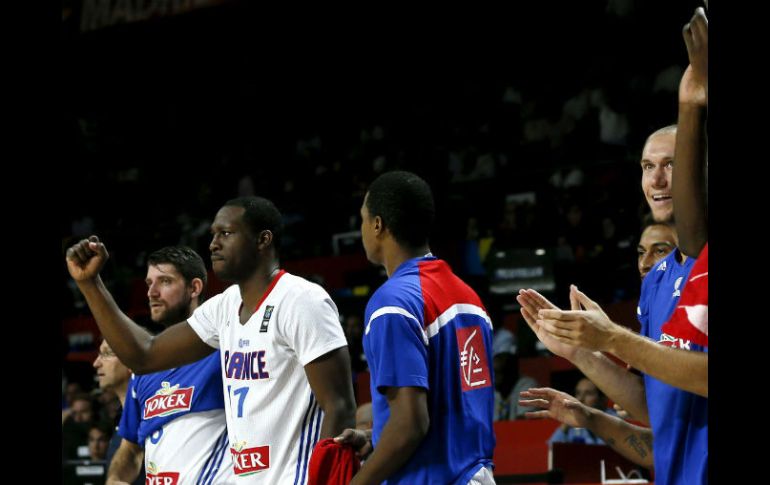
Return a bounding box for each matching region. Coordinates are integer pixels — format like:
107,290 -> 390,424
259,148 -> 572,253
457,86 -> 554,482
152,296 -> 193,327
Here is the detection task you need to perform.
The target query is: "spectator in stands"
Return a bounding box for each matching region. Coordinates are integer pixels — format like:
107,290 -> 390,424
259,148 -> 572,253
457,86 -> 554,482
344,313 -> 367,374
63,392 -> 94,426
92,338 -> 143,484
96,389 -> 121,424
88,422 -> 113,461
548,377 -> 615,445
63,393 -> 95,460
493,328 -> 538,420
63,381 -> 83,410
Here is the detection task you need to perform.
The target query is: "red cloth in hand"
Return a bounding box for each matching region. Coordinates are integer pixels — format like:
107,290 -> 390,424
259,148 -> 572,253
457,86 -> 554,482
308,438 -> 361,485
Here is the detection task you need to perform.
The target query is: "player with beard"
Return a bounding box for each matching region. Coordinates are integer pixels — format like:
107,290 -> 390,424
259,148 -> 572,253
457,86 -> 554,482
106,246 -> 233,484
66,197 -> 356,484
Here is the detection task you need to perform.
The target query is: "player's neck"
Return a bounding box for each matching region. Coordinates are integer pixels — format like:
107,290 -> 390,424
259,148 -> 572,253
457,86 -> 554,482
675,247 -> 688,264
383,243 -> 431,278
115,383 -> 128,408
239,263 -> 281,314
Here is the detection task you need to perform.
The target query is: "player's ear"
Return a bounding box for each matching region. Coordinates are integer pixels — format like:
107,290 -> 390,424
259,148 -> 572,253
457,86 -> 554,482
189,278 -> 204,299
256,230 -> 274,251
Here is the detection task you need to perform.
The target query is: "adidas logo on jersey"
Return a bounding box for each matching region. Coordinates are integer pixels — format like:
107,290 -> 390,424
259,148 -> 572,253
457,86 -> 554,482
656,260 -> 667,272
144,382 -> 195,419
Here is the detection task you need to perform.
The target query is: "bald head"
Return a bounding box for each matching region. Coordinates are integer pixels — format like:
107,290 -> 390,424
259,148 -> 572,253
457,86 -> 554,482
641,125 -> 677,222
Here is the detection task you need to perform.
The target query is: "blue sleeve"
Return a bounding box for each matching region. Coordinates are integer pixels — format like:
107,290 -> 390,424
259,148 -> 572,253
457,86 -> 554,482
118,376 -> 142,445
368,313 -> 429,394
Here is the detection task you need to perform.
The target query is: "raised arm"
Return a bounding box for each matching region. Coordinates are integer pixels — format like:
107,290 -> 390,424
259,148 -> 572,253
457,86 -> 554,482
66,236 -> 215,373
673,7 -> 708,256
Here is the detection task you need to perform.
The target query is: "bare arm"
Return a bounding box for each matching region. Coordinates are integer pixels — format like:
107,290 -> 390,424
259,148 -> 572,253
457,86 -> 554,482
591,411 -> 654,469
539,286 -> 707,397
349,386 -> 429,485
106,439 -> 144,484
304,347 -> 357,438
674,7 -> 708,256
518,289 -> 650,423
606,327 -> 707,397
571,351 -> 650,425
520,388 -> 654,468
66,237 -> 215,373
673,100 -> 707,256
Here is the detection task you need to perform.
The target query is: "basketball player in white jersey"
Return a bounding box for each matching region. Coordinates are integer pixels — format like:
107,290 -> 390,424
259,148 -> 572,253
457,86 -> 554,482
67,196 -> 357,484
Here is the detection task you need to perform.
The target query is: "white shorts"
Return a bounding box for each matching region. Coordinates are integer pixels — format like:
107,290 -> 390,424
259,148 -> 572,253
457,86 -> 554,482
468,466 -> 496,485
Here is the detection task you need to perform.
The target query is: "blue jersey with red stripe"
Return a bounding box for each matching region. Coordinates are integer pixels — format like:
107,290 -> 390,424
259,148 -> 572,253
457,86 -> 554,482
638,249 -> 707,485
363,255 -> 496,485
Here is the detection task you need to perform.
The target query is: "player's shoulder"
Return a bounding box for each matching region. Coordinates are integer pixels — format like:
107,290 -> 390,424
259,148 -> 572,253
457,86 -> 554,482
367,277 -> 423,323
132,368 -> 168,389
198,284 -> 240,310
371,275 -> 416,304
276,272 -> 333,305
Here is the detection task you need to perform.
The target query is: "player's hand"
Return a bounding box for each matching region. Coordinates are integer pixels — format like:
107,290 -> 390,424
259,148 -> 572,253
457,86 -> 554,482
517,289 -> 579,360
680,7 -> 707,107
519,387 -> 591,428
66,235 -> 109,282
536,285 -> 620,352
334,428 -> 373,459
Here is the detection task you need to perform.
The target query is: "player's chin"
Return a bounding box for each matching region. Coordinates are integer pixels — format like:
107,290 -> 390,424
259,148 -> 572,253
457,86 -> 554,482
211,260 -> 230,277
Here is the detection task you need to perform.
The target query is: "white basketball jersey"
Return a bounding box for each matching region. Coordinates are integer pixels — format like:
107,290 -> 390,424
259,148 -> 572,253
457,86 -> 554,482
187,271 -> 348,484
143,410 -> 231,484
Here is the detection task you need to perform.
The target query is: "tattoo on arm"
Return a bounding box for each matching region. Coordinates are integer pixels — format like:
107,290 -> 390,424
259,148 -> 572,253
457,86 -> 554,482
641,432 -> 653,452
624,434 -> 648,459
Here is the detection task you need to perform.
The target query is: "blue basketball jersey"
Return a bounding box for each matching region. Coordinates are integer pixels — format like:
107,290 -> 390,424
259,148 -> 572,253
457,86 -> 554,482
363,255 -> 495,485
638,249 -> 707,485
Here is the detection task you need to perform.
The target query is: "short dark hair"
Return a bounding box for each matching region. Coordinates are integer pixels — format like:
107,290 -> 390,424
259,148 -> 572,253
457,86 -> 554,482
90,420 -> 114,438
640,213 -> 675,234
147,246 -> 207,297
224,196 -> 283,249
366,171 -> 435,248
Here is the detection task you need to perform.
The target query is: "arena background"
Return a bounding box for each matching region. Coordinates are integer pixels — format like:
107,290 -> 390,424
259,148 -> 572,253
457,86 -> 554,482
61,1 -> 708,483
